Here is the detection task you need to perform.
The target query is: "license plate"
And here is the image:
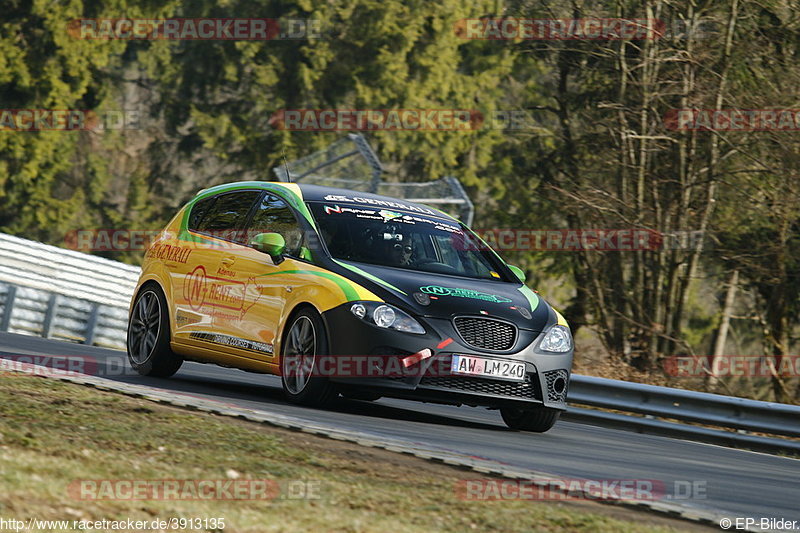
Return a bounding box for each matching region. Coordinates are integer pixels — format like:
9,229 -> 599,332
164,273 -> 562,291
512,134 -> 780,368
450,355 -> 526,382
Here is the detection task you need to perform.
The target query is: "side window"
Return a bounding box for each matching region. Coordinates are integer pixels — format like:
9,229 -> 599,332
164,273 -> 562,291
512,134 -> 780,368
195,191 -> 261,242
248,194 -> 304,257
188,196 -> 216,231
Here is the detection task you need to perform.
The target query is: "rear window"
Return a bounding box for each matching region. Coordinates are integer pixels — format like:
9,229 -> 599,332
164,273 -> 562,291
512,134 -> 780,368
188,196 -> 215,230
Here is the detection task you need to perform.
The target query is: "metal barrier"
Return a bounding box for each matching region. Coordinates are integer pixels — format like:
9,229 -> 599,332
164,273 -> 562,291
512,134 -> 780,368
0,232 -> 139,308
0,233 -> 139,349
568,375 -> 800,438
0,281 -> 131,349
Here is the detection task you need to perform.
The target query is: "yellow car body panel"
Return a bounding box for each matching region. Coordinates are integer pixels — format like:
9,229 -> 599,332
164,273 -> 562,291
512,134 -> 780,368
132,197 -> 382,375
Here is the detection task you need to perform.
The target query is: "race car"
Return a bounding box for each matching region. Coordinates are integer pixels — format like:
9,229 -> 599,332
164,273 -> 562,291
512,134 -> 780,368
127,181 -> 573,432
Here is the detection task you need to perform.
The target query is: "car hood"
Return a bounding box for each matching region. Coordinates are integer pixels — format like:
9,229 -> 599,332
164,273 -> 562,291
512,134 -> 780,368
329,259 -> 552,332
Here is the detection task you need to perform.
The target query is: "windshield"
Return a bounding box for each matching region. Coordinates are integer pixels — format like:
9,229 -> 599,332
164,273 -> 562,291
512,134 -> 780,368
308,201 -> 511,281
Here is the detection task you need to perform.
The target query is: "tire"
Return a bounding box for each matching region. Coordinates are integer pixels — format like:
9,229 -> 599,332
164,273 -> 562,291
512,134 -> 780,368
500,406 -> 561,432
280,308 -> 337,406
127,285 -> 183,377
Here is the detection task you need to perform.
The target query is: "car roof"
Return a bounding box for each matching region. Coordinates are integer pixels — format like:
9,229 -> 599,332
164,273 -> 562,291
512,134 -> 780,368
195,181 -> 459,222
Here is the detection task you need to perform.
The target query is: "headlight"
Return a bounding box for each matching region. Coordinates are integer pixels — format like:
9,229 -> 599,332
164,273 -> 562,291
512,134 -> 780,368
373,305 -> 396,328
349,302 -> 425,334
539,325 -> 572,353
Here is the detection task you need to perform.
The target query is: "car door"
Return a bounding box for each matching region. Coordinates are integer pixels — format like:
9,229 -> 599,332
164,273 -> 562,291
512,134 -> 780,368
228,193 -> 310,363
172,189 -> 263,356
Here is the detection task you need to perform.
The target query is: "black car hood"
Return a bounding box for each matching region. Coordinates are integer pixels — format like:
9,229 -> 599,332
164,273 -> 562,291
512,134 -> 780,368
328,259 -> 551,332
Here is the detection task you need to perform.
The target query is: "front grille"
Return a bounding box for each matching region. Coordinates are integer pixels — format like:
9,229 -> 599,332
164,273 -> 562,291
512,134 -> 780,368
419,375 -> 542,400
453,316 -> 517,351
544,369 -> 569,403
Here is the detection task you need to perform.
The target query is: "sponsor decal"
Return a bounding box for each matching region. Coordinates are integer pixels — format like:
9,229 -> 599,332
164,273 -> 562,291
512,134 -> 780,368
175,310 -> 201,327
378,209 -> 403,222
322,195 -> 438,216
182,265 -> 266,319
323,204 -> 375,216
190,332 -> 273,355
322,204 -> 461,233
217,266 -> 237,277
146,243 -> 192,263
419,285 -> 513,303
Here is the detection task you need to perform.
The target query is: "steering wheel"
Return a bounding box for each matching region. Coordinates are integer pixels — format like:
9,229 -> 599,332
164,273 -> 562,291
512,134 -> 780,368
416,260 -> 458,273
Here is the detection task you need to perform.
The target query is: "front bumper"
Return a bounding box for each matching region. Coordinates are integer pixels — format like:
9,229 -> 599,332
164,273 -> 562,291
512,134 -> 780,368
321,304 -> 573,410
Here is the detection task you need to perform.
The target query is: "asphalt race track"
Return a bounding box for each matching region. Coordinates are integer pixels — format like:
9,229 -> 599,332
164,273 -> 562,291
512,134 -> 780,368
2,331 -> 798,525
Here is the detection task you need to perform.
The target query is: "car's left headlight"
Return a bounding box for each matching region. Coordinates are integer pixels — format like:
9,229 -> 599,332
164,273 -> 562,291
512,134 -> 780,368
539,325 -> 572,353
349,302 -> 426,334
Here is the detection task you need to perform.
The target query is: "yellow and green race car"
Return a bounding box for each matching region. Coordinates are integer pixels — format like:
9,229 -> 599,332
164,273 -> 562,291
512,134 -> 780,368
127,181 -> 573,432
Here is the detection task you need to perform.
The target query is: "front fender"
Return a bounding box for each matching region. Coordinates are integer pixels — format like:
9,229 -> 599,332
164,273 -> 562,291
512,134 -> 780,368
273,267 -> 383,356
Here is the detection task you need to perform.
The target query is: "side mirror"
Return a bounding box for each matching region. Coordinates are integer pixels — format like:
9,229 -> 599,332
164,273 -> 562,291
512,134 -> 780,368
250,232 -> 286,262
508,264 -> 526,283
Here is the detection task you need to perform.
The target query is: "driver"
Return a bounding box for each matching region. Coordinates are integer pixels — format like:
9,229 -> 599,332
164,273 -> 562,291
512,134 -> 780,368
384,234 -> 413,267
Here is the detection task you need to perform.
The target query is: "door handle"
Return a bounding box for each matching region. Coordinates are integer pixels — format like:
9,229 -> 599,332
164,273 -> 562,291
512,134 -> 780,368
221,257 -> 235,266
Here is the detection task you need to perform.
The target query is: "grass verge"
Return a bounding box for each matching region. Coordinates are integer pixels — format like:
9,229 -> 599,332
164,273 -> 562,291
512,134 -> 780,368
0,375 -> 711,532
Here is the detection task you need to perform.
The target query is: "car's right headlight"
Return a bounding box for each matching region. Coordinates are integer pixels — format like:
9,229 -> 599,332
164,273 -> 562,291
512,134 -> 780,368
349,302 -> 426,335
539,325 -> 572,353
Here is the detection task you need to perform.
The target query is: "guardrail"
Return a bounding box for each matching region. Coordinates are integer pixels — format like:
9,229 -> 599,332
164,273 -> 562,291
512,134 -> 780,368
0,282 -> 131,349
0,232 -> 798,454
568,375 -> 800,437
565,376 -> 800,453
0,233 -> 139,350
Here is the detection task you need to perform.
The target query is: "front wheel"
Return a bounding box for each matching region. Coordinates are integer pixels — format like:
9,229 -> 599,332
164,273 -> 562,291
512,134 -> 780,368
500,406 -> 561,432
280,308 -> 337,406
127,285 -> 183,378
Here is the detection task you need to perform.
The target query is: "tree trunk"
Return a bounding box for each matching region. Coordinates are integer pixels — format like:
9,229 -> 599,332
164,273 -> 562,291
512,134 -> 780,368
707,269 -> 738,389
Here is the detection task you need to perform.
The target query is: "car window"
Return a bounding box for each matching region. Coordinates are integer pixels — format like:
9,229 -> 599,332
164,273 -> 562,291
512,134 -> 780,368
308,202 -> 511,281
194,190 -> 261,242
247,194 -> 305,257
188,196 -> 216,231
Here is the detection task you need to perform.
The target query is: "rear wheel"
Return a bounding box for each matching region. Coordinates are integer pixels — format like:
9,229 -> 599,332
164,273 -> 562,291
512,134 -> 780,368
280,308 -> 337,406
500,406 -> 560,432
127,285 -> 183,377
